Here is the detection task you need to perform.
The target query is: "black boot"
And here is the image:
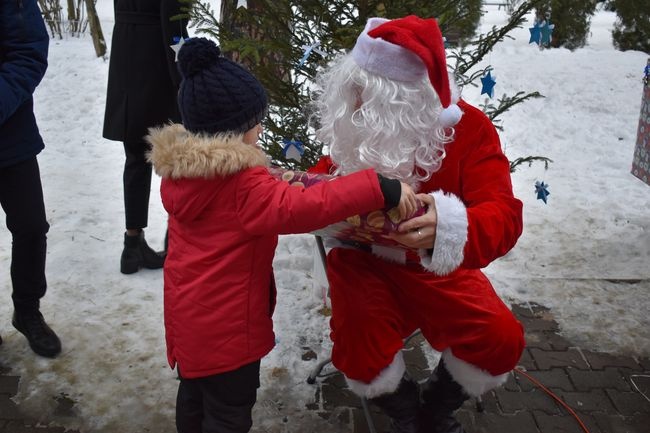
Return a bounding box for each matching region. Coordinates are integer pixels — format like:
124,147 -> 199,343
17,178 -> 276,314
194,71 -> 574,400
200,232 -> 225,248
370,375 -> 420,433
419,360 -> 469,433
12,310 -> 61,358
120,231 -> 165,274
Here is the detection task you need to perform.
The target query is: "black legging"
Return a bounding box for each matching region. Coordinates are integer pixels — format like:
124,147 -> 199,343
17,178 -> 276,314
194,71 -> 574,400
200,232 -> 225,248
0,157 -> 49,313
123,140 -> 153,230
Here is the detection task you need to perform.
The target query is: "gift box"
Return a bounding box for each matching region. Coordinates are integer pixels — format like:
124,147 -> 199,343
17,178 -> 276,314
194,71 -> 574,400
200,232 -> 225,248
269,167 -> 425,250
632,83 -> 650,187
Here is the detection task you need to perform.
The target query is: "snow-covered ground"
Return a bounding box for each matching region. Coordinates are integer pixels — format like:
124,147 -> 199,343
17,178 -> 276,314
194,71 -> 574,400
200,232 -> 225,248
0,2 -> 647,432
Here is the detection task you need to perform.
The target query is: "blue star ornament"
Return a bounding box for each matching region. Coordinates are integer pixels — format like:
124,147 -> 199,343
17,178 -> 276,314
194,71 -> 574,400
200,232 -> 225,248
480,71 -> 496,98
529,24 -> 541,45
282,139 -> 305,163
535,181 -> 550,204
540,22 -> 554,46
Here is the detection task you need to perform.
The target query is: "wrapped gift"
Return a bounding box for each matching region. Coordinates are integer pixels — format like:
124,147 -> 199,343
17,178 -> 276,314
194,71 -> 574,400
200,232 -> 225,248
632,81 -> 650,186
269,167 -> 426,250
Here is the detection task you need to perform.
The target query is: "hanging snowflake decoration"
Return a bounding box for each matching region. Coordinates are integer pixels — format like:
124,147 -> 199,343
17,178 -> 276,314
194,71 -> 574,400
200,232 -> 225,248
297,41 -> 326,68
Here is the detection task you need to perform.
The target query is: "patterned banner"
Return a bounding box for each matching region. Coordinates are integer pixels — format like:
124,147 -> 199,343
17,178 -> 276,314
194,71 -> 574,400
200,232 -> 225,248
632,84 -> 650,186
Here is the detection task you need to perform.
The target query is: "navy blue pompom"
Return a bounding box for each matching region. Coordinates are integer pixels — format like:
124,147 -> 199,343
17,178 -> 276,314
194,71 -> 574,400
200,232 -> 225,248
178,37 -> 221,78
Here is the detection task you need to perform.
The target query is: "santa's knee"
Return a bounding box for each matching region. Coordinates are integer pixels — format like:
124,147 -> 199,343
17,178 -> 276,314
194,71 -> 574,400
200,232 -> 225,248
331,330 -> 405,386
441,312 -> 524,397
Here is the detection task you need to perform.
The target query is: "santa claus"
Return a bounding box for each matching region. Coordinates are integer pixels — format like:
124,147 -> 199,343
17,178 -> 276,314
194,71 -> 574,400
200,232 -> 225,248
309,15 -> 525,433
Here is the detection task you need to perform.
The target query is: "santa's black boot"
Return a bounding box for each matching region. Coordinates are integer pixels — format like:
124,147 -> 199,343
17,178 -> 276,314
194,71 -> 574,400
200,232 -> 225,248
120,231 -> 165,274
370,375 -> 420,433
419,360 -> 469,433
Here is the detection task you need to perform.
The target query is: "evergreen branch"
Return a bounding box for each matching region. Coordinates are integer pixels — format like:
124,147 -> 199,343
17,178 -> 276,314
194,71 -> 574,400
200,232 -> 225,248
455,67 -> 489,88
180,0 -> 220,36
182,0 -> 552,171
452,0 -> 544,76
481,91 -> 545,122
509,156 -> 553,173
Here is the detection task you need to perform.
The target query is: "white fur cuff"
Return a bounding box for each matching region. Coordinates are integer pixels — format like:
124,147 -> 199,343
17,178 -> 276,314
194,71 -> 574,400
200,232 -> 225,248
419,191 -> 468,275
346,351 -> 406,399
441,349 -> 509,397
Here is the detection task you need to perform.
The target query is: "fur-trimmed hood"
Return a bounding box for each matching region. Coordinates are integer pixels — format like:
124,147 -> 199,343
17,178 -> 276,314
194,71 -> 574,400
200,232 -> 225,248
146,123 -> 269,179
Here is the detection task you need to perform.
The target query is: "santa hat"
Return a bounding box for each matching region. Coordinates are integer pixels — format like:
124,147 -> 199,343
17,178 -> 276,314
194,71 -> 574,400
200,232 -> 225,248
351,15 -> 462,128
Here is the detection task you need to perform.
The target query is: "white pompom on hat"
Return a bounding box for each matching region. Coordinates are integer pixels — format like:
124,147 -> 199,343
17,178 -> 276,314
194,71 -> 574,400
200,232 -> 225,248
351,15 -> 463,128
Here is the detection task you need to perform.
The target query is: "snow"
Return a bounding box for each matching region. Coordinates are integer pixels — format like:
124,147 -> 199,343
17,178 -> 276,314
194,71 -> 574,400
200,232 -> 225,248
0,2 -> 648,432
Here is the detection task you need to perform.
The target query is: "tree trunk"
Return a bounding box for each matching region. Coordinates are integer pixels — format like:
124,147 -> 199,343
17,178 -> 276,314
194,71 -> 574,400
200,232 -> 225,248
38,0 -> 63,39
220,0 -> 239,39
84,0 -> 106,57
67,0 -> 78,34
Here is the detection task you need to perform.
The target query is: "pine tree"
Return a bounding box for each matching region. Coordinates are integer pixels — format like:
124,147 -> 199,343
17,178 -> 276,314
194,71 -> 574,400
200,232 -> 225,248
535,0 -> 596,50
180,0 -> 546,171
611,0 -> 650,53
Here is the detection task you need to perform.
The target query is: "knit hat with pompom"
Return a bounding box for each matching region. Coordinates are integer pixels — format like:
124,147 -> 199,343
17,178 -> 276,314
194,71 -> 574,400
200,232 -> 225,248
177,37 -> 268,135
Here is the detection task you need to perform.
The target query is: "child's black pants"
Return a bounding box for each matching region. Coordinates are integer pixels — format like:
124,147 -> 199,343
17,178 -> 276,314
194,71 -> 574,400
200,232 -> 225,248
176,360 -> 260,433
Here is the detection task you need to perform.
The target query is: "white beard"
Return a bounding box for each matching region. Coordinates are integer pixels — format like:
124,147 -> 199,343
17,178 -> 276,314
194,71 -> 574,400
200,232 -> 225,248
328,112 -> 447,188
313,54 -> 458,186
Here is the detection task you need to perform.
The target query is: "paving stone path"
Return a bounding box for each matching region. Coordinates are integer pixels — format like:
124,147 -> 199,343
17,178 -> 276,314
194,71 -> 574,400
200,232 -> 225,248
1,303 -> 649,432
307,303 -> 650,433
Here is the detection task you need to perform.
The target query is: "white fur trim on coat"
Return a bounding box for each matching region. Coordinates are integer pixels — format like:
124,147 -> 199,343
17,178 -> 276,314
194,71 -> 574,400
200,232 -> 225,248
441,349 -> 509,397
419,191 -> 468,275
346,351 -> 405,399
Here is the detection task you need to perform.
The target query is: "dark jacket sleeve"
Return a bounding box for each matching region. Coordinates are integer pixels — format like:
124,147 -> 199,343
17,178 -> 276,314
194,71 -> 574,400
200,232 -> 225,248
160,0 -> 188,88
0,0 -> 49,126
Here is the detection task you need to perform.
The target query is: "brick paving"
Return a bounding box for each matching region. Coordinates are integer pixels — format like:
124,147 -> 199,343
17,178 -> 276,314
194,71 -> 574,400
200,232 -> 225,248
307,303 -> 650,433
1,303 -> 649,432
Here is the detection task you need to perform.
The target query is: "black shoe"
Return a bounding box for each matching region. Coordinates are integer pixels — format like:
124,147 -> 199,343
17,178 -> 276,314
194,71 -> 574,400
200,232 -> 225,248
370,375 -> 420,433
419,360 -> 469,433
12,311 -> 61,358
120,231 -> 165,274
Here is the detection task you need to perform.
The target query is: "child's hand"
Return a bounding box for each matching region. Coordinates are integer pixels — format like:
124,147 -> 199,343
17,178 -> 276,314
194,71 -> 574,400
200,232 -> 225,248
397,182 -> 418,220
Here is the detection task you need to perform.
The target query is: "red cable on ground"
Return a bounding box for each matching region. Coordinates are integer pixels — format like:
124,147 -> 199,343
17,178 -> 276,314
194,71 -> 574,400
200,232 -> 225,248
514,367 -> 591,433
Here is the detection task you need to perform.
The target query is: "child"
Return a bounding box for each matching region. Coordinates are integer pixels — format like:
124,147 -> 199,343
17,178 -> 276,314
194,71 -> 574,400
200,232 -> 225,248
146,37 -> 417,433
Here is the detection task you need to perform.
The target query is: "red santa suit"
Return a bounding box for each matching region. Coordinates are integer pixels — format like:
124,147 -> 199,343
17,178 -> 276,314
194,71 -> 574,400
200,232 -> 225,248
311,99 -> 525,398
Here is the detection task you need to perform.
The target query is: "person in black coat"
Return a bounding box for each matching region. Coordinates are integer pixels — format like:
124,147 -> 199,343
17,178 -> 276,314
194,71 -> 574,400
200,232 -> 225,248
103,0 -> 188,274
0,0 -> 61,358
